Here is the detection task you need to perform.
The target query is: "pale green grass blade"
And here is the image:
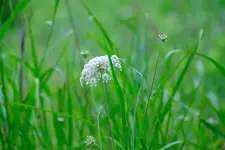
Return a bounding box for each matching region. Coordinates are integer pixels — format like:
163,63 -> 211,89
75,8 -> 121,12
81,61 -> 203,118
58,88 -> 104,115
160,140 -> 183,150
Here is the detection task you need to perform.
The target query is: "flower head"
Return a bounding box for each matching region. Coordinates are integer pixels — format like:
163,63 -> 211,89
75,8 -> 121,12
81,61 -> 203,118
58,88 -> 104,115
85,136 -> 96,146
80,55 -> 122,86
80,50 -> 90,59
158,33 -> 168,43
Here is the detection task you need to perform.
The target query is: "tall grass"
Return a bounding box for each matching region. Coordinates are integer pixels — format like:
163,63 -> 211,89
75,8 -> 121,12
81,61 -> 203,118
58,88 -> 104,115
1,0 -> 225,149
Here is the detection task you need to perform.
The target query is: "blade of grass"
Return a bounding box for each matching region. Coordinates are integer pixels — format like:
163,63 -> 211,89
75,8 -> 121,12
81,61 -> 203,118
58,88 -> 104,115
19,17 -> 26,102
0,53 -> 12,149
67,87 -> 73,146
196,52 -> 225,78
200,118 -> 225,139
206,95 -> 225,129
215,110 -> 225,128
8,79 -> 21,147
161,29 -> 203,120
7,53 -> 35,74
27,13 -> 39,77
40,39 -> 70,85
0,0 -> 30,40
97,106 -> 103,150
138,53 -> 161,150
8,0 -> 14,19
21,82 -> 36,149
10,102 -> 94,126
159,140 -> 183,150
53,103 -> 66,147
82,2 -> 132,146
65,0 -> 81,68
0,127 -> 6,149
159,49 -> 189,87
53,112 -> 66,146
80,1 -> 119,56
39,0 -> 60,68
120,60 -> 144,150
87,32 -> 106,52
115,15 -> 137,33
53,87 -> 66,147
0,0 -> 7,21
0,54 -> 9,119
39,94 -> 54,147
81,2 -> 131,148
150,29 -> 203,147
104,40 -> 129,149
38,29 -> 74,70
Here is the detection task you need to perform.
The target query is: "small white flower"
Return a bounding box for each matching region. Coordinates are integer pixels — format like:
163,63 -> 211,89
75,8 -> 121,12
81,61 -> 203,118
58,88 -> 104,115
80,50 -> 90,59
88,16 -> 94,21
102,73 -> 111,83
57,117 -> 64,122
177,115 -> 189,121
80,55 -> 122,86
88,78 -> 97,86
85,136 -> 96,146
158,33 -> 168,43
207,118 -> 218,124
45,20 -> 52,25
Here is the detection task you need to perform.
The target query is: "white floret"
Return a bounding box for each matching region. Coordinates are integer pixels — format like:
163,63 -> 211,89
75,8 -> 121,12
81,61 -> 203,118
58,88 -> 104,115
80,55 -> 122,86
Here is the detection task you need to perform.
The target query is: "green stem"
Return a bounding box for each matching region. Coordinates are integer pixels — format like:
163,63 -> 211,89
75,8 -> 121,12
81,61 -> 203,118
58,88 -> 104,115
102,82 -> 115,150
97,106 -> 103,150
140,53 -> 160,141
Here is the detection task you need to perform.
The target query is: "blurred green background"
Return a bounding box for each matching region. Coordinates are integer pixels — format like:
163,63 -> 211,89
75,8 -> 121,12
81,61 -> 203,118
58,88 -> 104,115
2,0 -> 225,99
1,0 -> 225,149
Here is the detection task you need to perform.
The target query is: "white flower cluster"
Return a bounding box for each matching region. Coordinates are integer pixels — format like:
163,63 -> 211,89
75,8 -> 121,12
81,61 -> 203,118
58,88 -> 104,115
85,136 -> 96,146
80,55 -> 122,86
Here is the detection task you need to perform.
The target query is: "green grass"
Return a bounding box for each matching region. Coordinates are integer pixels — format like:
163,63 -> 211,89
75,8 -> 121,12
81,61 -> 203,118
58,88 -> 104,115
1,0 -> 225,149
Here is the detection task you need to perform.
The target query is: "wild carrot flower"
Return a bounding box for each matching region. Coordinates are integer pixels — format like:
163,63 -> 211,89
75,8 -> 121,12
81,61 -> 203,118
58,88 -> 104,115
80,55 -> 122,86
